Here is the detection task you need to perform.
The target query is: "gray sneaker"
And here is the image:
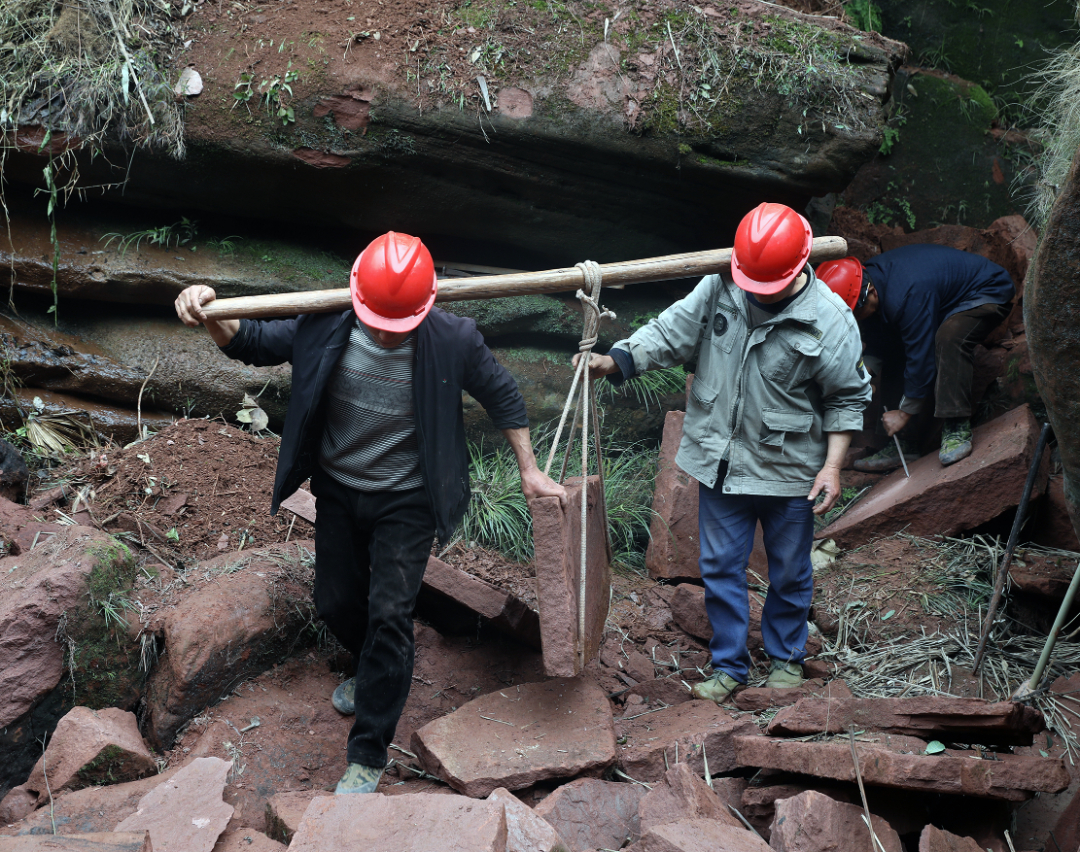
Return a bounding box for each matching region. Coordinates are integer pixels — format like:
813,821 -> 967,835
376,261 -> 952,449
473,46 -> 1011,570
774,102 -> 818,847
765,659 -> 804,689
691,671 -> 743,704
335,763 -> 384,795
939,419 -> 973,466
332,677 -> 355,715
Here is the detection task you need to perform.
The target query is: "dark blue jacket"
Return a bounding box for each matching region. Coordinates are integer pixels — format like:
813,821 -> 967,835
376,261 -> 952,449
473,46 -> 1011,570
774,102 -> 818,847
862,245 -> 1015,401
220,306 -> 529,544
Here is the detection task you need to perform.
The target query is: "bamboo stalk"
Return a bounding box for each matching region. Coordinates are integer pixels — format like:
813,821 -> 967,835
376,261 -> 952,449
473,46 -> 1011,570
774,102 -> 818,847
199,237 -> 849,320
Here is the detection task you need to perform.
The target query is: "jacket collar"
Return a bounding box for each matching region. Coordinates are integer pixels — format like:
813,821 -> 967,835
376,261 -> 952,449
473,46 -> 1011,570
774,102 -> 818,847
723,266 -> 820,326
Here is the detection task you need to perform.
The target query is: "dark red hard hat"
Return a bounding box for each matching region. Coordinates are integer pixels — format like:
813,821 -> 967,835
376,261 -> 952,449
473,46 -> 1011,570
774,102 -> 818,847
817,256 -> 866,311
730,203 -> 813,295
350,232 -> 437,332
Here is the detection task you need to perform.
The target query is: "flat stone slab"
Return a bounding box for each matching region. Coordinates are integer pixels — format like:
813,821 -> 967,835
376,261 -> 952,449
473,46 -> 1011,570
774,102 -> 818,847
638,763 -> 742,834
644,412 -> 767,582
733,679 -> 853,712
616,700 -> 761,784
919,825 -> 984,852
624,818 -> 771,852
0,834 -> 151,852
266,791 -> 328,845
766,697 -> 1044,745
1008,548 -> 1080,600
114,757 -> 233,852
412,677 -> 616,797
770,790 -> 902,852
487,788 -> 570,852
733,735 -> 1070,801
16,707 -> 156,807
288,792 -> 506,851
424,556 -> 541,649
820,405 -> 1050,548
535,778 -> 645,851
531,476 -> 611,677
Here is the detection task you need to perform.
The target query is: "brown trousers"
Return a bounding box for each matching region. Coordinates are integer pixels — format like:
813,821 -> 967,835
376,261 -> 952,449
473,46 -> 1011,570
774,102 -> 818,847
933,301 -> 1012,419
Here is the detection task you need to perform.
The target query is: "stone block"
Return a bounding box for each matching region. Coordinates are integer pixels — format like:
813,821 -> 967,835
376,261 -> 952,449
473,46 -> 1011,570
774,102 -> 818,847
616,700 -> 761,784
423,556 -> 541,649
644,412 -> 767,582
15,707 -> 156,807
919,825 -> 985,852
412,677 -> 615,797
0,833 -> 151,852
733,679 -> 852,712
1008,548 -> 1080,601
288,792 -> 506,852
733,735 -> 1070,801
740,785 -> 857,841
535,778 -> 645,851
265,791 -> 326,845
115,757 -> 233,852
770,790 -> 902,852
487,788 -> 570,852
531,476 -> 611,677
638,763 -> 742,834
766,697 -> 1044,746
624,818 -> 771,852
213,829 -> 285,852
819,405 -> 1051,549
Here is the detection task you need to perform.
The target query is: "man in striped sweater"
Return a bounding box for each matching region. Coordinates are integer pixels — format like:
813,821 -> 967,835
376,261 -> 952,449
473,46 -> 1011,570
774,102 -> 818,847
175,232 -> 566,795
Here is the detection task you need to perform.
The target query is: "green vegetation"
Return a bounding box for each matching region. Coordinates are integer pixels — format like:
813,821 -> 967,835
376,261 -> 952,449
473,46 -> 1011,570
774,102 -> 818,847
843,0 -> 882,33
101,218 -> 199,255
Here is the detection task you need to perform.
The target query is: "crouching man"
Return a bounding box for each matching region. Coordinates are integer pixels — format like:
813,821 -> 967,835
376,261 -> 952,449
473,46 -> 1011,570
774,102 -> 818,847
576,204 -> 870,701
175,232 -> 565,793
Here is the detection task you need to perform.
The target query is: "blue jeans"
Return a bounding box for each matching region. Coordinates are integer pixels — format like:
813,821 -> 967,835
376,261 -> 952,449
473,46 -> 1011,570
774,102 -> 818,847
698,477 -> 815,683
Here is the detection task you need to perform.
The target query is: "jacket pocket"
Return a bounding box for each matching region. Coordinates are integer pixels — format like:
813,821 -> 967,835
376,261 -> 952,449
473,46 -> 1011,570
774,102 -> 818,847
685,376 -> 719,441
760,408 -> 813,453
763,327 -> 822,384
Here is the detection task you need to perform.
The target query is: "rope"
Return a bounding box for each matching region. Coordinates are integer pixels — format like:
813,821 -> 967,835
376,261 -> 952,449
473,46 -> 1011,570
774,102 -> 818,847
543,260 -> 615,668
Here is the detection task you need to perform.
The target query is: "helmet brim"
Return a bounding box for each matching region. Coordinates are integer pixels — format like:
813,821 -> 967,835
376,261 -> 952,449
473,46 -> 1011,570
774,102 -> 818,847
351,271 -> 438,332
730,258 -> 805,295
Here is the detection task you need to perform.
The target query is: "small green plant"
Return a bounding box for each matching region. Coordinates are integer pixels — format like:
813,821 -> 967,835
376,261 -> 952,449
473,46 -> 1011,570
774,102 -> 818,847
843,0 -> 882,33
166,528 -> 180,542
260,64 -> 300,125
101,218 -> 198,254
879,126 -> 900,155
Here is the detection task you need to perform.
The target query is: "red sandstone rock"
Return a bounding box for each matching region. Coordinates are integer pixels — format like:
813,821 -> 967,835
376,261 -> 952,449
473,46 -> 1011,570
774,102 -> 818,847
0,785 -> 36,824
289,792 -> 507,851
423,556 -> 542,649
740,785 -> 857,840
15,707 -> 156,807
0,525 -> 128,728
1029,476 -> 1080,552
115,757 -> 233,852
1008,549 -> 1080,601
534,778 -> 645,851
733,679 -> 852,712
733,735 -> 1070,801
213,829 -> 286,852
531,476 -> 611,677
766,697 -> 1044,745
919,824 -> 985,852
265,791 -> 327,845
0,834 -> 151,852
638,763 -> 742,834
624,818 -> 771,852
820,405 -> 1051,548
143,545 -> 314,747
488,787 -> 570,852
616,700 -> 761,784
668,584 -> 769,658
770,790 -> 902,852
411,677 -> 615,797
644,412 -> 768,581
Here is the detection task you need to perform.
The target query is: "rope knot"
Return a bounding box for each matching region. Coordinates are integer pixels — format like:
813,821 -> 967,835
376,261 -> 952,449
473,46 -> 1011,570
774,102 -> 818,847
575,260 -> 615,353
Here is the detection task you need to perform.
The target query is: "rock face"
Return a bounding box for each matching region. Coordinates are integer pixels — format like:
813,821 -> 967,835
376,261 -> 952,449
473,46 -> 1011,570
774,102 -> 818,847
820,405 -> 1050,548
1027,146 -> 1080,549
411,678 -> 616,797
288,793 -> 507,852
638,763 -> 743,834
769,790 -> 902,852
625,818 -> 771,852
531,477 -> 611,677
534,778 -> 645,851
918,825 -> 984,852
143,547 -> 316,748
487,788 -> 570,852
0,834 -> 152,852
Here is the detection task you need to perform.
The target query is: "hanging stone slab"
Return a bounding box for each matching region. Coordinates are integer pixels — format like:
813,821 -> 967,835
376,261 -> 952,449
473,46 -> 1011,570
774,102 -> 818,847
530,475 -> 611,677
411,677 -> 616,798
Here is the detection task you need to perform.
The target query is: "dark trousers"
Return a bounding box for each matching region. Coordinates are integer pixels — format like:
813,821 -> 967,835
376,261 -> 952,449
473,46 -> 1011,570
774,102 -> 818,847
933,301 -> 1012,419
310,466 -> 435,768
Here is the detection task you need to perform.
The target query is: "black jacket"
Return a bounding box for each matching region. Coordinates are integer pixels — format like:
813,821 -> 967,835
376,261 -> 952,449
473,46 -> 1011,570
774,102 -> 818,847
220,306 -> 529,544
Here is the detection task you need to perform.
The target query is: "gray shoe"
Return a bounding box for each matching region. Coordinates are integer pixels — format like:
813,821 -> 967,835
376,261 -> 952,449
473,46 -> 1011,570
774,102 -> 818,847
765,659 -> 804,689
691,671 -> 743,704
335,763 -> 384,795
939,419 -> 973,466
332,677 -> 355,715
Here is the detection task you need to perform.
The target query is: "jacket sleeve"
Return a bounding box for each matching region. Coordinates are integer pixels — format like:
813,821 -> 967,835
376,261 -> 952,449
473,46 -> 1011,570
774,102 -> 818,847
815,308 -> 873,433
611,275 -> 716,375
893,290 -> 938,402
219,317 -> 299,367
461,320 -> 529,430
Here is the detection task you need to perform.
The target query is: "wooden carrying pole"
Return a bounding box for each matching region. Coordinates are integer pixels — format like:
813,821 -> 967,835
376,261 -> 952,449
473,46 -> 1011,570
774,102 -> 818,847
200,237 -> 849,320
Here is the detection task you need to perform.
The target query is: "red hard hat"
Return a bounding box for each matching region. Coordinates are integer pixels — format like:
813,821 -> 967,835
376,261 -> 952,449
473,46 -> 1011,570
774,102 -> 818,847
816,256 -> 865,311
350,232 -> 437,332
730,203 -> 813,295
